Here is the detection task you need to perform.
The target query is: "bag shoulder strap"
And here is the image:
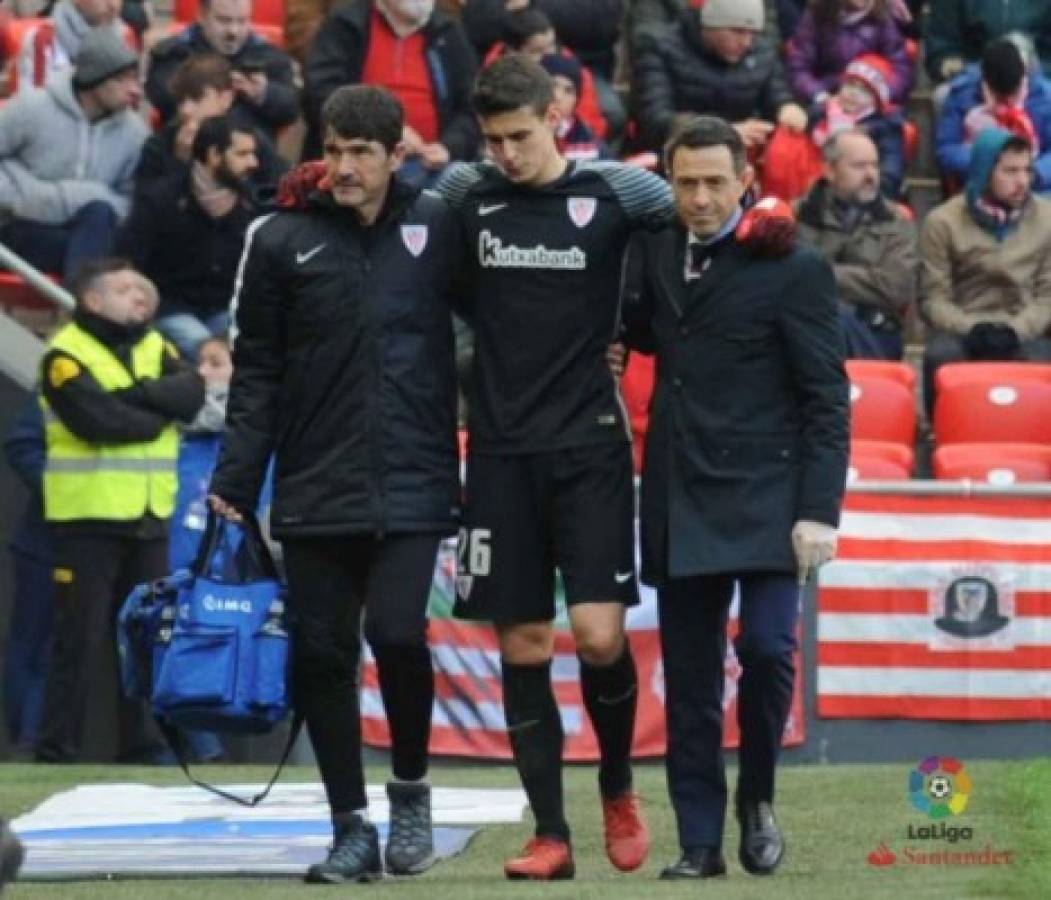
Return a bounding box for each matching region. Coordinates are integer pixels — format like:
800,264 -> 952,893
156,712 -> 305,807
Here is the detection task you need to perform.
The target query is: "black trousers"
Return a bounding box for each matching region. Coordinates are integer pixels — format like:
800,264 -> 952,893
36,534 -> 168,763
282,533 -> 440,816
658,572 -> 799,851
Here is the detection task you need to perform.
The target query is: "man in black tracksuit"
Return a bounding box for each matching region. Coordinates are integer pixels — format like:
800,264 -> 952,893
209,85 -> 462,884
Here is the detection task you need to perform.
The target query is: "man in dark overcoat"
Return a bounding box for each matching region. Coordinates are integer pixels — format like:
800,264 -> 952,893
622,115 -> 849,881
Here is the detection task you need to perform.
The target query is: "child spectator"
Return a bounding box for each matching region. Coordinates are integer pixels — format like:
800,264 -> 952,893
786,0 -> 913,106
810,53 -> 906,196
540,53 -> 609,160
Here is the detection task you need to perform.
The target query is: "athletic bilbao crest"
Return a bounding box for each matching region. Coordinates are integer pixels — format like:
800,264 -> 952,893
401,224 -> 429,257
567,196 -> 597,229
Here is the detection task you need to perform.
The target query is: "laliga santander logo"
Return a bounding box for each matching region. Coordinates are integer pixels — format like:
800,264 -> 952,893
909,756 -> 971,818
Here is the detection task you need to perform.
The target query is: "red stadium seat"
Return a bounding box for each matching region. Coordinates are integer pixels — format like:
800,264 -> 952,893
903,120 -> 918,165
621,353 -> 655,474
935,361 -> 1051,391
845,359 -> 916,391
849,439 -> 914,481
933,375 -> 1051,446
174,0 -> 284,29
0,270 -> 61,313
848,372 -> 916,446
933,443 -> 1051,484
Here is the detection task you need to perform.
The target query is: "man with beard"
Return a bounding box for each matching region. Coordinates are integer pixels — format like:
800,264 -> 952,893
0,27 -> 146,281
921,128 -> 1051,408
796,129 -> 918,359
118,115 -> 261,359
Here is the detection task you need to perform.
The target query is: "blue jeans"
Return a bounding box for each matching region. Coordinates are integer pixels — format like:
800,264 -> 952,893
156,310 -> 230,361
0,200 -> 118,283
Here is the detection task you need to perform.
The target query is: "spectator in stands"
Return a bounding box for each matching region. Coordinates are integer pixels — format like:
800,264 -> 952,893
3,395 -> 55,758
926,0 -> 1051,83
35,258 -> 204,764
921,129 -> 1051,407
135,54 -> 287,198
0,28 -> 146,281
119,115 -> 260,359
631,0 -> 806,153
540,53 -> 609,160
485,8 -> 608,140
809,53 -> 906,197
786,0 -> 912,107
461,0 -> 625,132
146,0 -> 298,141
304,0 -> 479,174
10,0 -> 129,93
797,129 -> 917,359
936,37 -> 1051,195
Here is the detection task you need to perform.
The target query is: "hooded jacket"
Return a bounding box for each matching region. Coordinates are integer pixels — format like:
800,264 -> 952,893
921,128 -> 1051,338
210,177 -> 464,538
936,63 -> 1051,190
0,74 -> 147,224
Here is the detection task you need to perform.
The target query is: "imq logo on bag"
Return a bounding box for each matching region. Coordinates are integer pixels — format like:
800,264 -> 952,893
201,594 -> 253,614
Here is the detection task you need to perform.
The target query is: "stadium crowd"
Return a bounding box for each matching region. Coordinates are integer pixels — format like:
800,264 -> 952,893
2,0 -> 1051,886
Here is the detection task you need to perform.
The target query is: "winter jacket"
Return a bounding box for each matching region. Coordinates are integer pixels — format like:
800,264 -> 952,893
623,225 -> 848,582
3,395 -> 53,563
463,0 -> 623,79
304,0 -> 479,162
117,169 -> 258,319
797,177 -> 918,324
0,74 -> 147,224
210,178 -> 463,538
921,180 -> 1051,341
146,24 -> 299,137
786,9 -> 913,104
926,0 -> 1051,81
631,8 -> 794,151
935,64 -> 1051,191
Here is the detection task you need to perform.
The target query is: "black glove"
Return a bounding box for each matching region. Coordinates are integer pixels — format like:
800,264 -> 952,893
963,323 -> 1021,360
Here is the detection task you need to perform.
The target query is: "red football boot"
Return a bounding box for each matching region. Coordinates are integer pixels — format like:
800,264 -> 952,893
602,793 -> 650,872
503,837 -> 575,880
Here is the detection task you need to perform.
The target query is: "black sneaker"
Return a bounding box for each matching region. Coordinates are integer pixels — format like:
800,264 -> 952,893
305,814 -> 382,884
385,781 -> 436,875
0,819 -> 24,894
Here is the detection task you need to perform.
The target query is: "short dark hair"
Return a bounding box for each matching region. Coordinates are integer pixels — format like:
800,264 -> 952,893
70,258 -> 134,307
192,115 -> 254,163
474,53 -> 553,118
982,39 -> 1026,96
321,84 -> 404,152
503,8 -> 554,50
664,115 -> 747,174
169,53 -> 233,104
999,133 -> 1033,158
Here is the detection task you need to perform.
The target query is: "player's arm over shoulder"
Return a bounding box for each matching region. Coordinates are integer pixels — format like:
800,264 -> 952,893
580,160 -> 674,227
433,161 -> 488,211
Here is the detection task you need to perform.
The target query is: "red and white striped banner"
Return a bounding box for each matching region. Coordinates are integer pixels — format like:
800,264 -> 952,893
818,493 -> 1051,720
362,539 -> 805,760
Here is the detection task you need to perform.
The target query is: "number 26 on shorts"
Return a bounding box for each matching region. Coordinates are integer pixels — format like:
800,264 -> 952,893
457,527 -> 492,576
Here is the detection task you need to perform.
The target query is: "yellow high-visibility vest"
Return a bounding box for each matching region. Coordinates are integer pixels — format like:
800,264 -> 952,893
41,322 -> 179,523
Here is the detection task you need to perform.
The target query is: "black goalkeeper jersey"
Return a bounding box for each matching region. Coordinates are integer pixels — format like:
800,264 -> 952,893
436,159 -> 673,454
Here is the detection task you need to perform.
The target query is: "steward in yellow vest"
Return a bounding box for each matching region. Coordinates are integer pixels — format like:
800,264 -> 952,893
35,259 -> 204,764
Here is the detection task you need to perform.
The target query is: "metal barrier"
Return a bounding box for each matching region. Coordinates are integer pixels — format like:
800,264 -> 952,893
0,241 -> 75,312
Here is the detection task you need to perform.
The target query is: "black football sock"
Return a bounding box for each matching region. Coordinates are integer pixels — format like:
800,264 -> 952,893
579,642 -> 638,800
372,643 -> 433,783
501,659 -> 570,841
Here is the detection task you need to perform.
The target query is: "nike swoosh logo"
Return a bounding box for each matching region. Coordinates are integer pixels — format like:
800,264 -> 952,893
614,571 -> 634,584
478,203 -> 508,216
296,244 -> 326,265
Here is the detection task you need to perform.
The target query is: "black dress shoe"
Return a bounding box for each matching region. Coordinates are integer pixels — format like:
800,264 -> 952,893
737,800 -> 785,875
659,847 -> 727,880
